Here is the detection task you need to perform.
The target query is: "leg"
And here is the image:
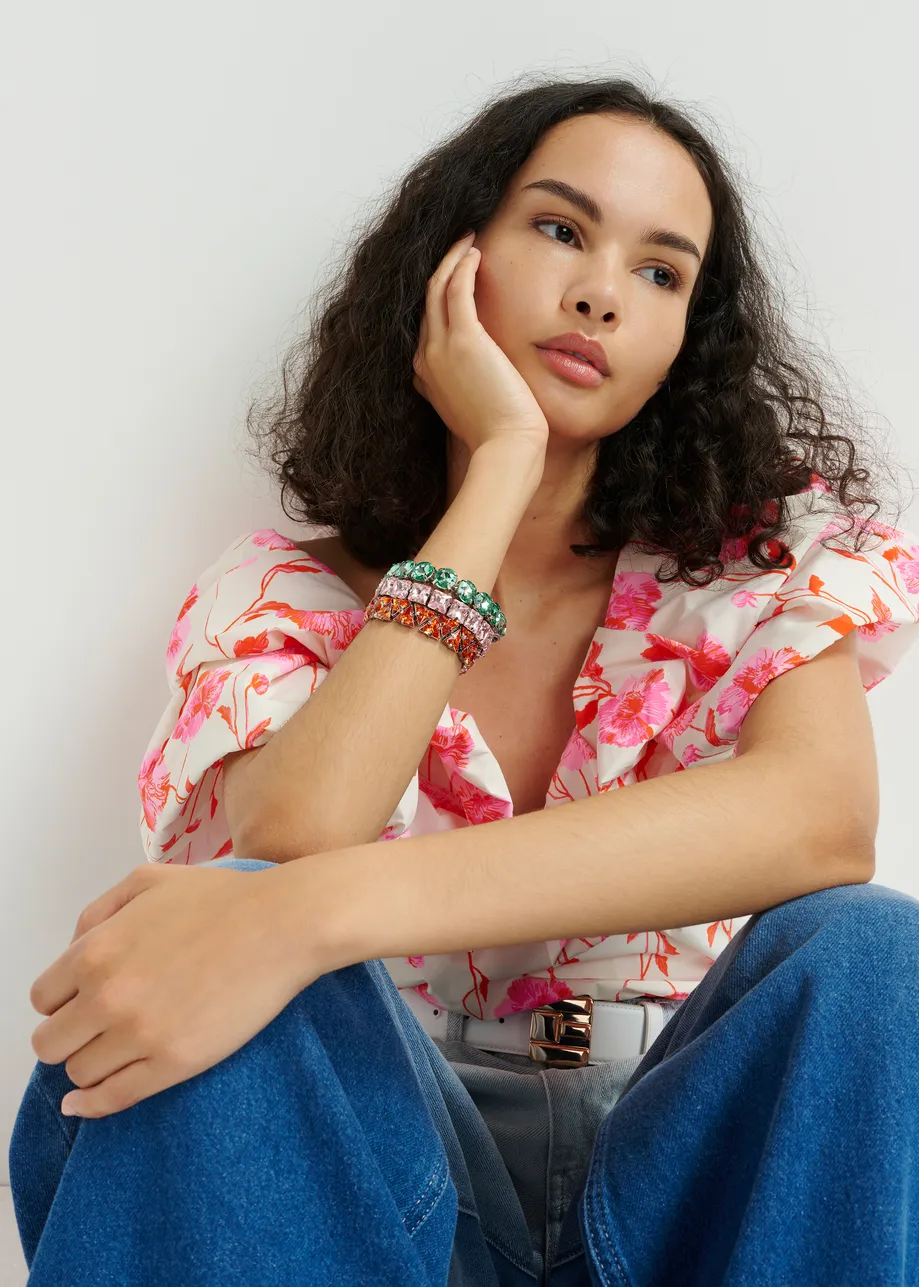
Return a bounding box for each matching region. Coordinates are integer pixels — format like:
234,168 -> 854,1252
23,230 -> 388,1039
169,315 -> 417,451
574,880 -> 919,1286
8,858 -> 461,1286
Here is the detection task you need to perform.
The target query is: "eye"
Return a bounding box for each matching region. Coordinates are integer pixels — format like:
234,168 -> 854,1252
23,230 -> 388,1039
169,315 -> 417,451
530,217 -> 580,247
636,264 -> 684,292
530,217 -> 684,292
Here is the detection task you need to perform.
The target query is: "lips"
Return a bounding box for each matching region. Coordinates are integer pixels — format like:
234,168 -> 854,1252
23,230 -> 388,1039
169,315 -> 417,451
536,333 -> 610,377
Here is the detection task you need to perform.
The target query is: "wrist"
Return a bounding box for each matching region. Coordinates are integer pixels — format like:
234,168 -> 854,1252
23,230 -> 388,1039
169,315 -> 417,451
468,434 -> 546,493
262,846 -> 379,985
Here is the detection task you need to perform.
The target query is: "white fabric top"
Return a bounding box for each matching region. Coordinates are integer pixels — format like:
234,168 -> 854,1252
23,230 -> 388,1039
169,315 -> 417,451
138,480 -> 919,1019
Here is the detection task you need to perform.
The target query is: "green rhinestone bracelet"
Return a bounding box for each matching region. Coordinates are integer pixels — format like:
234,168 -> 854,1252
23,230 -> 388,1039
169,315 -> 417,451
385,559 -> 507,636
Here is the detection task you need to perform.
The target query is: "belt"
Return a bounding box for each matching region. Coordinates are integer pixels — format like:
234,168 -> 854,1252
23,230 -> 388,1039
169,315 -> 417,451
400,988 -> 673,1068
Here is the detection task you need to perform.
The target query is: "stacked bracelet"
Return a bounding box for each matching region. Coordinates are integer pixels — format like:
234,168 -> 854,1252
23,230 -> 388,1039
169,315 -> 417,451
364,559 -> 507,674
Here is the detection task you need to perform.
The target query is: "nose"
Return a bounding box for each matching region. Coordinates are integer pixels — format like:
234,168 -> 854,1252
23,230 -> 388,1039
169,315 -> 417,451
577,300 -> 615,323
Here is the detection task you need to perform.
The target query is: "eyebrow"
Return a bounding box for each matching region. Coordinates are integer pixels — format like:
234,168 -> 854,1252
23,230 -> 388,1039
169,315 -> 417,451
520,178 -> 703,264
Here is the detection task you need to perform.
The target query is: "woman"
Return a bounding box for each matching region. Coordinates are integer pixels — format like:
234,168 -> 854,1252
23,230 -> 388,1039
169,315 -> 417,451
11,75 -> 919,1285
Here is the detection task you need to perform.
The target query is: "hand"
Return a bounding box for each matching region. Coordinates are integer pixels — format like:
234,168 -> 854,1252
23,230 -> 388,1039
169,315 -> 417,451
412,231 -> 549,454
28,863 -> 320,1119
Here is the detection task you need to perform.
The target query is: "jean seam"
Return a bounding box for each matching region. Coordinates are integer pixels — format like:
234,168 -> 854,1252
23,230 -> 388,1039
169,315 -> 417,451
455,1198 -> 542,1277
581,1119 -> 635,1287
31,1065 -> 79,1152
402,1154 -> 450,1238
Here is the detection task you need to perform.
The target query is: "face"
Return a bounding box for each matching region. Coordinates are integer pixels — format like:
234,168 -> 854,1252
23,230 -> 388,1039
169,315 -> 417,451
470,112 -> 714,443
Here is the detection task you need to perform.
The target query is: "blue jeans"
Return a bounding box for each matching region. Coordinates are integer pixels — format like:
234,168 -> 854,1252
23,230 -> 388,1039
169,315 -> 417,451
9,858 -> 919,1285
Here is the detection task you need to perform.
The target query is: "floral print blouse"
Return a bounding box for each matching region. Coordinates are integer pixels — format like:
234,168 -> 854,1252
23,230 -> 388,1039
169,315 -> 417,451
138,476 -> 919,1020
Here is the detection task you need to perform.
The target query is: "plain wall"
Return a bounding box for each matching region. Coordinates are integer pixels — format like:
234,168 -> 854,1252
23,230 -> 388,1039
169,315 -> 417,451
3,0 -> 918,1186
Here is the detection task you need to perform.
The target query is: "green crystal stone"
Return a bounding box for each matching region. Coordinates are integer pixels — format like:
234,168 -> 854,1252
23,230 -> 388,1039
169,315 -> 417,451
395,561 -> 413,578
432,566 -> 458,591
388,562 -> 405,577
455,579 -> 476,605
411,561 -> 435,582
484,601 -> 500,626
493,609 -> 506,634
472,592 -> 493,616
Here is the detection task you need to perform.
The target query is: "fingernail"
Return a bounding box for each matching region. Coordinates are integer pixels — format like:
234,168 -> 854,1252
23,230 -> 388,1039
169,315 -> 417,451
61,1098 -> 79,1116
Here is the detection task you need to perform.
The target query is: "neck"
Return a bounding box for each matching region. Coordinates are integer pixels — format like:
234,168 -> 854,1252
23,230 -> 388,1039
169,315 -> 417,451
444,434 -> 619,611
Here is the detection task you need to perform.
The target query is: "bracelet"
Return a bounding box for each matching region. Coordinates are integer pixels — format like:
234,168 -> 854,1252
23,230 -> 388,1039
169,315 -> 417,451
388,561 -> 507,634
365,592 -> 482,673
363,560 -> 507,675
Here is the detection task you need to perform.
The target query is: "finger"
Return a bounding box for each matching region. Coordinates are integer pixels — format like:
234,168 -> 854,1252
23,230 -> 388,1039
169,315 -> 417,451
59,1056 -> 161,1120
30,867 -> 156,1016
425,233 -> 476,334
31,989 -> 106,1066
444,245 -> 480,333
63,1025 -> 142,1098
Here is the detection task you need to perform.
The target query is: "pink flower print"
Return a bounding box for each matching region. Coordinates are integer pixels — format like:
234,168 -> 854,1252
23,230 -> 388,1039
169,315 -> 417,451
580,639 -> 604,684
604,572 -> 663,631
494,976 -> 575,1018
849,586 -> 895,640
432,719 -> 475,774
138,745 -> 171,831
890,543 -> 919,594
857,589 -> 899,642
166,611 -> 191,671
417,776 -> 466,819
731,588 -> 759,609
301,609 -> 364,653
175,584 -> 199,624
663,697 -> 701,742
559,728 -> 595,771
641,631 -> 730,693
411,983 -> 443,1008
173,668 -> 233,742
407,956 -> 425,968
452,775 -> 513,824
715,644 -> 805,737
719,533 -> 748,563
598,668 -> 673,749
251,529 -> 297,550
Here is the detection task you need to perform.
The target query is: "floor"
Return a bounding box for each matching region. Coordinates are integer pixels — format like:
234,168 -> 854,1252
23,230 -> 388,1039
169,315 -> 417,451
0,1189 -> 27,1286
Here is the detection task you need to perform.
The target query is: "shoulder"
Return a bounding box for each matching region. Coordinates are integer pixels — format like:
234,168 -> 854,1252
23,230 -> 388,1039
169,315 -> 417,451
166,529 -> 372,681
187,527 -> 365,612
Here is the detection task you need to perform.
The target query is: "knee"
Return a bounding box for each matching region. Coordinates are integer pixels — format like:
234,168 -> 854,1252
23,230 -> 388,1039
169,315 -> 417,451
766,880 -> 919,982
207,857 -> 279,872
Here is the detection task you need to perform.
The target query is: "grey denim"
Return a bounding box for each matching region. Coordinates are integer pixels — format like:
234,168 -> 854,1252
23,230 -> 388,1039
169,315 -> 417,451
433,998 -> 686,1275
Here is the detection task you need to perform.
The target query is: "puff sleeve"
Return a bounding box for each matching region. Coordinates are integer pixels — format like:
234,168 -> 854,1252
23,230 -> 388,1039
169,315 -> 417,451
661,502 -> 919,769
137,530 -> 368,865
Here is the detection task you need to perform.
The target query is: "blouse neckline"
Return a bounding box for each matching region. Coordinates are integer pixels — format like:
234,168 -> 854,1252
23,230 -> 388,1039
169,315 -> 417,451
276,531 -> 669,818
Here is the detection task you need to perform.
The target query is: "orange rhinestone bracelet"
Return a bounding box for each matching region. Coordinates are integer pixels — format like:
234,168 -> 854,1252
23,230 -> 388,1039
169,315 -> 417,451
365,594 -> 483,673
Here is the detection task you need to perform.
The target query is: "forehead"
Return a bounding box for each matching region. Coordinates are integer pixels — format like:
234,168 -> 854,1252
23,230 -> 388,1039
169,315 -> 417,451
510,113 -> 713,254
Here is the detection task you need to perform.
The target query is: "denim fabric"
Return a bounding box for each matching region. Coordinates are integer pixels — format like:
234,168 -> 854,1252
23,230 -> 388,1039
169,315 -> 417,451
9,856 -> 919,1286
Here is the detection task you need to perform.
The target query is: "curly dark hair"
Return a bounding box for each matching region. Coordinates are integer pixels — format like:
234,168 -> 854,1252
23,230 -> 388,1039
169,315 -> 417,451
244,70 -> 914,588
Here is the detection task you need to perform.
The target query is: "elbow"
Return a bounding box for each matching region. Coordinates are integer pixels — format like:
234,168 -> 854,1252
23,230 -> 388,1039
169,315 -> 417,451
230,812 -> 329,865
231,810 -> 369,864
817,817 -> 877,886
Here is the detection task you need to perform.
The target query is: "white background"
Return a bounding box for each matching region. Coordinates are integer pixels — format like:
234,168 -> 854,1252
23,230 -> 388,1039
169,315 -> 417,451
2,0 -> 917,1246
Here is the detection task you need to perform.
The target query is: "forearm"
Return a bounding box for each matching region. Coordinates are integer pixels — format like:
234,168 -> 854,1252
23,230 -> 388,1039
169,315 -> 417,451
268,749 -> 876,980
235,438 -> 545,861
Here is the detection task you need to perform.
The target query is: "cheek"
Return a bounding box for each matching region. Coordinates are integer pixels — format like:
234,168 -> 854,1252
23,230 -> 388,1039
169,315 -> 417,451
470,259 -> 519,332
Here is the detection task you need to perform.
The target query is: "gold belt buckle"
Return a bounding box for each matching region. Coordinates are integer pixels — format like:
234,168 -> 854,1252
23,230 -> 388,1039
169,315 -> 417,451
528,995 -> 593,1068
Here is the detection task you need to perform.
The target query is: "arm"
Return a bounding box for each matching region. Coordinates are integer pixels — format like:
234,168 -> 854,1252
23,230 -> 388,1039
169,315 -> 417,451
226,232 -> 551,862
264,631 -> 879,978
228,436 -> 545,862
